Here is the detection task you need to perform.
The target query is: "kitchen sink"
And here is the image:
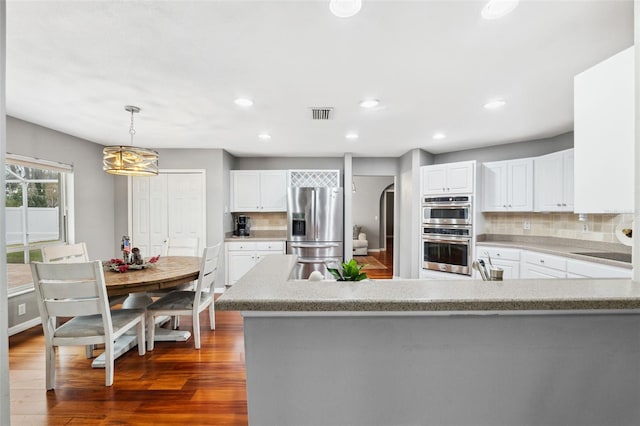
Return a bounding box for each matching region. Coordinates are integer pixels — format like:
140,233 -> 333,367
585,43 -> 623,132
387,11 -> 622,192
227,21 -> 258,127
571,251 -> 632,263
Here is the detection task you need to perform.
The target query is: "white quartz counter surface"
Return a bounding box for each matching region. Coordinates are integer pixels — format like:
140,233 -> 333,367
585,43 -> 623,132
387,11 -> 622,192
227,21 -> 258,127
216,254 -> 640,312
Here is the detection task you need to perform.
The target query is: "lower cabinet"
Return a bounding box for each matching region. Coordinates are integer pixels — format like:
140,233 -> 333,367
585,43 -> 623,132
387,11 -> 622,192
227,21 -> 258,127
477,246 -> 521,279
520,251 -> 567,279
566,258 -> 632,278
226,241 -> 285,286
477,245 -> 631,280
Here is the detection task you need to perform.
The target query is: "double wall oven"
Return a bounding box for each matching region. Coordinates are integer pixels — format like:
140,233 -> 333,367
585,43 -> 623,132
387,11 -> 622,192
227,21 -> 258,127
422,195 -> 473,275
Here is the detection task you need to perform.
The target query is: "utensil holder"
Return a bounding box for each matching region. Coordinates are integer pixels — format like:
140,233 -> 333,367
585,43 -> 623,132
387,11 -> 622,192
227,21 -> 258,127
489,267 -> 504,281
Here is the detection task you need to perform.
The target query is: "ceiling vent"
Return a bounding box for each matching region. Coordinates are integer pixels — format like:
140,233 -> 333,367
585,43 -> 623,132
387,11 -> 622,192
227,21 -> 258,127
310,107 -> 334,120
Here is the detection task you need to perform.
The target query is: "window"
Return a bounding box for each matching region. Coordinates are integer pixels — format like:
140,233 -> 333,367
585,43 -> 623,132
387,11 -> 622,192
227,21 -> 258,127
5,154 -> 73,295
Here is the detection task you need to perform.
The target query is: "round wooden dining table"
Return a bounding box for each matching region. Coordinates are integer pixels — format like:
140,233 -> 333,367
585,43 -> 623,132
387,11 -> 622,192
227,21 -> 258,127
104,256 -> 201,297
93,255 -> 202,368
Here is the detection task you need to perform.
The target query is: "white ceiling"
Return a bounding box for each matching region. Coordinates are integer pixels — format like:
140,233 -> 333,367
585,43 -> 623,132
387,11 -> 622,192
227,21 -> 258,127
5,0 -> 634,157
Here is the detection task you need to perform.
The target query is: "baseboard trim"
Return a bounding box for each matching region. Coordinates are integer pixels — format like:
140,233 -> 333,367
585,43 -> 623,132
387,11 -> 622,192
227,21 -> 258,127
9,317 -> 41,336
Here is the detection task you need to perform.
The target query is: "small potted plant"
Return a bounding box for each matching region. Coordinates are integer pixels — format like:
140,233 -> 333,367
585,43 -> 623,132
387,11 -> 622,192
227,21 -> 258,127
327,259 -> 369,281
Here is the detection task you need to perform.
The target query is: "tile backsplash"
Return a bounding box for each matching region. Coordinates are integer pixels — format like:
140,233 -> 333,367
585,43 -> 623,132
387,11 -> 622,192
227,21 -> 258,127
482,212 -> 633,244
236,212 -> 287,231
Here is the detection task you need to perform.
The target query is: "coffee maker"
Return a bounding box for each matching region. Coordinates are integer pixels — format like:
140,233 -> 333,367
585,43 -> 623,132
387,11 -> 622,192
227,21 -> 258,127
234,215 -> 250,237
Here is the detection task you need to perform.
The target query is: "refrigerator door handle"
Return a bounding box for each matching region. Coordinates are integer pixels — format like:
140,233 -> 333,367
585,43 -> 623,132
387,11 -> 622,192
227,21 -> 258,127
313,188 -> 319,241
296,258 -> 329,264
290,243 -> 340,249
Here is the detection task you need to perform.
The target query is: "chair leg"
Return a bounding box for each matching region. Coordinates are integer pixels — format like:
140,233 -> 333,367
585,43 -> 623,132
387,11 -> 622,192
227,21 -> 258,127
171,315 -> 180,329
209,302 -> 215,330
85,344 -> 94,358
105,340 -> 114,387
193,311 -> 201,350
45,343 -> 55,390
137,316 -> 146,356
147,312 -> 156,351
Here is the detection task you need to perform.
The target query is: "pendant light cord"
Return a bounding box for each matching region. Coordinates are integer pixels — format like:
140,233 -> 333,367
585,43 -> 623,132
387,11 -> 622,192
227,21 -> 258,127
129,109 -> 136,146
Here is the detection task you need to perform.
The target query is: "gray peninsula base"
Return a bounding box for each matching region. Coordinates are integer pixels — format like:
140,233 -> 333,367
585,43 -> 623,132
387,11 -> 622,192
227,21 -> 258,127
243,311 -> 640,426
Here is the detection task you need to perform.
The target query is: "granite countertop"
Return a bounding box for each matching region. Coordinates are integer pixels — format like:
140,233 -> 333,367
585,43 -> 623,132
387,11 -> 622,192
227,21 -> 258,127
477,235 -> 632,269
224,230 -> 287,241
217,254 -> 640,312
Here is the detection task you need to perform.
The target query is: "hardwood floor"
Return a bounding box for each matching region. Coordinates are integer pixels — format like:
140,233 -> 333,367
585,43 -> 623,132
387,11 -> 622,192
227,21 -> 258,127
9,307 -> 248,425
362,236 -> 394,279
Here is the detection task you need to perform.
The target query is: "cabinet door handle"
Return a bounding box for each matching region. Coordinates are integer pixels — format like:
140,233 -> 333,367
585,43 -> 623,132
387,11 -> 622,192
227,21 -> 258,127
557,203 -> 561,207
508,204 -> 512,207
539,259 -> 545,264
562,203 -> 566,206
496,253 -> 501,257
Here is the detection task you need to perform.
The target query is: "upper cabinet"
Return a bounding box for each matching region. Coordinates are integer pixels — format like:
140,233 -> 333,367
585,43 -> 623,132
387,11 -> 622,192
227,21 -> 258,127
534,149 -> 574,212
421,161 -> 474,195
231,170 -> 288,212
482,158 -> 533,212
574,46 -> 634,214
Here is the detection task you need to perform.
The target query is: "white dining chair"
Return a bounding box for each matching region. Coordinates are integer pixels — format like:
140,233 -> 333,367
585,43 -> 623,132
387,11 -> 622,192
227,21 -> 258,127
155,237 -> 201,329
146,243 -> 220,350
162,237 -> 200,257
41,242 -> 89,263
31,260 -> 146,389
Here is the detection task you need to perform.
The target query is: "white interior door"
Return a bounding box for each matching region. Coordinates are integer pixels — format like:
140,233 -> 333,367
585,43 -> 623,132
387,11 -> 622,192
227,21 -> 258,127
167,173 -> 204,252
149,175 -> 168,255
131,171 -> 205,258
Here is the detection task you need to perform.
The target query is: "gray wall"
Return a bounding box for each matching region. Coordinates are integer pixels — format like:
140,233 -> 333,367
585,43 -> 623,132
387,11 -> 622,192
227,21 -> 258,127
352,157 -> 399,176
7,116 -> 116,259
433,132 -> 573,164
352,176 -> 394,250
235,157 -> 343,172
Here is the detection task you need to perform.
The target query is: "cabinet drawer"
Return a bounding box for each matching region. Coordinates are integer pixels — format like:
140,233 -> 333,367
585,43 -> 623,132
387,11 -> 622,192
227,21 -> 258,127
226,241 -> 257,251
522,251 -> 566,271
478,246 -> 521,262
566,258 -> 631,278
256,241 -> 285,252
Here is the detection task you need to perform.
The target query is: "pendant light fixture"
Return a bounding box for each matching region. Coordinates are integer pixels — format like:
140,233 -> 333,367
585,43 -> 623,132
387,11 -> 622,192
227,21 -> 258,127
103,105 -> 159,176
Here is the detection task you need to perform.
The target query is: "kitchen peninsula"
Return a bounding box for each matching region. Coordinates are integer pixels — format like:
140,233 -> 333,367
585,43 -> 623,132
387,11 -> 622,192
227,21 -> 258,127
218,254 -> 640,426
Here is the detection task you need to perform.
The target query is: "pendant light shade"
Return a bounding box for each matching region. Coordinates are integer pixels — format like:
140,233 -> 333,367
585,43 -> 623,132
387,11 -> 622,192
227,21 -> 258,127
103,106 -> 159,176
103,145 -> 159,176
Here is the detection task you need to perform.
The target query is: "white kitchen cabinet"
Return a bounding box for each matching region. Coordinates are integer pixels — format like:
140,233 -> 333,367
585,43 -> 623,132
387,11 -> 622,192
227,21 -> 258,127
475,245 -> 631,279
231,170 -> 287,212
574,46 -> 634,214
476,246 -> 521,279
534,149 -> 574,212
566,258 -> 631,278
521,251 -> 567,279
225,241 -> 285,285
421,161 -> 474,195
482,158 -> 533,212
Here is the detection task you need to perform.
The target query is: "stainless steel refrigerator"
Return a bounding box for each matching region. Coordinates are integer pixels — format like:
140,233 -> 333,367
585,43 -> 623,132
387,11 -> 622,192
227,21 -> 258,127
286,187 -> 343,279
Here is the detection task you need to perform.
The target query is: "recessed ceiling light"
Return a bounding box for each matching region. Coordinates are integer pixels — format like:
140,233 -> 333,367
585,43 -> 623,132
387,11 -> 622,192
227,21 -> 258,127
484,99 -> 506,110
345,132 -> 359,140
481,0 -> 519,20
258,133 -> 271,140
433,132 -> 446,140
359,99 -> 380,109
329,0 -> 362,18
234,98 -> 254,107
